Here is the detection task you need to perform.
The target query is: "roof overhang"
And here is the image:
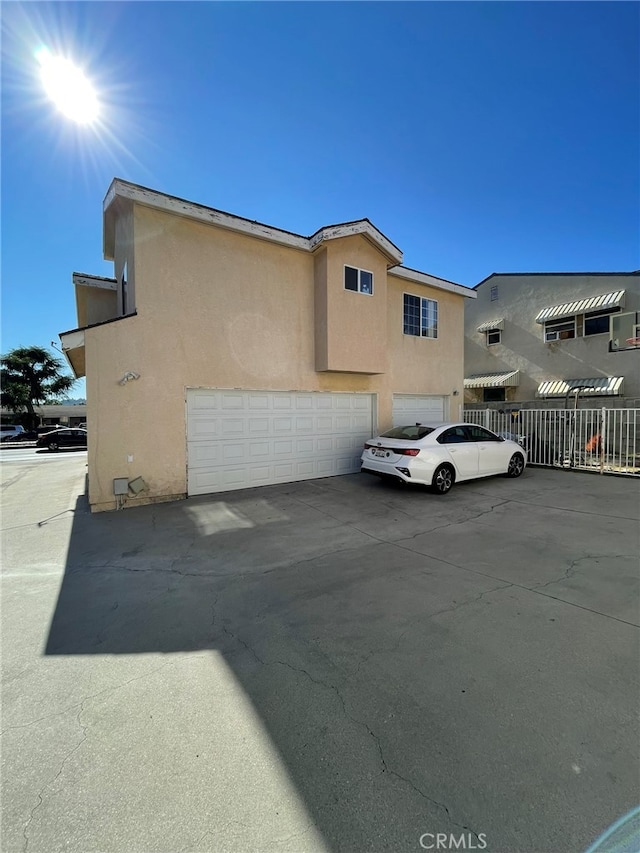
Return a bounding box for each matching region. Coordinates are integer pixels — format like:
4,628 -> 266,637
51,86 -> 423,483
535,291 -> 625,324
73,272 -> 118,328
537,377 -> 624,397
309,221 -> 402,266
477,318 -> 504,332
104,179 -> 403,267
59,329 -> 86,379
464,370 -> 520,389
388,266 -> 475,298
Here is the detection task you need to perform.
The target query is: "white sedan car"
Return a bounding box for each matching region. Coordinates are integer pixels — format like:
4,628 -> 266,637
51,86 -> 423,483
361,422 -> 527,494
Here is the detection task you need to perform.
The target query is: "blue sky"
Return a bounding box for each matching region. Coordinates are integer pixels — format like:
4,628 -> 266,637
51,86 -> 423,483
2,2 -> 638,396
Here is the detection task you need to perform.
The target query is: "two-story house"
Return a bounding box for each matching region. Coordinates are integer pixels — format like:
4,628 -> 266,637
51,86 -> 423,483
464,272 -> 640,407
60,179 -> 475,512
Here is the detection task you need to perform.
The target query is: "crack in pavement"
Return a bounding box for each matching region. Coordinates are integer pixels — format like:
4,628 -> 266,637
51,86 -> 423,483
394,499 -> 511,543
533,554 -> 638,591
220,624 -> 483,844
351,582 -> 513,678
427,582 -> 514,620
18,661 -> 172,853
21,661 -> 173,850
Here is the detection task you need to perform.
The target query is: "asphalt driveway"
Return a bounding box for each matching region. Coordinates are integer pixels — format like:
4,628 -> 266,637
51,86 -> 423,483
1,454 -> 639,853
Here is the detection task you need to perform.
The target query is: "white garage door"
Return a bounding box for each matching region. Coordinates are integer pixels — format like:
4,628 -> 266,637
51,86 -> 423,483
392,394 -> 447,427
187,389 -> 374,496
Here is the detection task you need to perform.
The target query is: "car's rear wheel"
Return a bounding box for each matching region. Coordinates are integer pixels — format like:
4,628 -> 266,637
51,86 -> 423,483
506,452 -> 525,477
432,464 -> 454,494
49,441 -> 59,452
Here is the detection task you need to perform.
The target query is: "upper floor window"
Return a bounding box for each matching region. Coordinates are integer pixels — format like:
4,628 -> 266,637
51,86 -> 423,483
403,294 -> 438,338
544,318 -> 575,342
584,307 -> 620,336
543,306 -> 621,342
344,265 -> 373,295
490,285 -> 499,301
486,329 -> 501,346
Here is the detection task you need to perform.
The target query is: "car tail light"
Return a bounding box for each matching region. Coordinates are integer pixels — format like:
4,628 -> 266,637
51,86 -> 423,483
396,448 -> 420,456
364,442 -> 374,449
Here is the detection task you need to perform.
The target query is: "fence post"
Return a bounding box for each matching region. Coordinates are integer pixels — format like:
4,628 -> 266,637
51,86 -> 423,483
485,409 -> 491,430
600,407 -> 606,474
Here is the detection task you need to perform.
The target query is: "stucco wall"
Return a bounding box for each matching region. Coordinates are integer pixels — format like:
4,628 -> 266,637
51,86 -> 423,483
85,204 -> 467,511
464,273 -> 640,402
76,285 -> 118,328
320,235 -> 388,374
387,273 -> 465,421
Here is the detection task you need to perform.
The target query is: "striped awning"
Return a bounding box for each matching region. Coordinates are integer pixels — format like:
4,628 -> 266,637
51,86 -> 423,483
464,370 -> 520,389
477,318 -> 504,332
535,291 -> 625,324
537,377 -> 624,397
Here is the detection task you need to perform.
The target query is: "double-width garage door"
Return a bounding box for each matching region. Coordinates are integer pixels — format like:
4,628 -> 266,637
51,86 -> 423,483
187,389 -> 374,496
392,394 -> 447,427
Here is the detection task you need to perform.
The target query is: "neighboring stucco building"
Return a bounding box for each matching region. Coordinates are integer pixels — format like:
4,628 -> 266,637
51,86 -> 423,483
61,179 -> 475,512
464,272 -> 640,406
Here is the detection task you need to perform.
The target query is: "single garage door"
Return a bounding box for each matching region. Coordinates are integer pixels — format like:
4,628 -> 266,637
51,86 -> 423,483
392,394 -> 447,427
187,389 -> 374,495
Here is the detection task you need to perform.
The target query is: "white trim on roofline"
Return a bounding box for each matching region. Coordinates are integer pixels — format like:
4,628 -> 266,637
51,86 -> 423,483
104,180 -> 402,264
104,180 -> 310,254
309,222 -> 402,265
60,329 -> 85,351
389,266 -> 476,298
73,272 -> 117,290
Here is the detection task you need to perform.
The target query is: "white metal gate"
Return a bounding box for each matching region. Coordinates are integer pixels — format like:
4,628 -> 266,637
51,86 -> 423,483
464,407 -> 639,476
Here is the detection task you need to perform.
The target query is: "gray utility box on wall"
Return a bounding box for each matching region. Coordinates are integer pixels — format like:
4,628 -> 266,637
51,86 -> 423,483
113,478 -> 129,496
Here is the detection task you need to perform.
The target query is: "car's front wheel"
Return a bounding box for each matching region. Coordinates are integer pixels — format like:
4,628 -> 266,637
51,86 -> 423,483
49,441 -> 59,452
432,464 -> 454,495
506,452 -> 525,477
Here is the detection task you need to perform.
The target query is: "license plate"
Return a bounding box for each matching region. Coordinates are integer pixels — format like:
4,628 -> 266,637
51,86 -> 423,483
373,449 -> 387,458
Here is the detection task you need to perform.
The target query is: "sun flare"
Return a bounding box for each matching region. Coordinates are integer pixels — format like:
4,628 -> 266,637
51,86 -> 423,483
36,46 -> 99,124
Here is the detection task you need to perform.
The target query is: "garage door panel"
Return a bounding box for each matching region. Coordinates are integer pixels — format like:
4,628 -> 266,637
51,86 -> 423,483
222,443 -> 244,461
187,389 -> 374,496
222,419 -> 245,435
248,394 -> 270,409
188,442 -> 222,466
248,418 -> 270,434
221,394 -> 244,410
392,395 -> 446,427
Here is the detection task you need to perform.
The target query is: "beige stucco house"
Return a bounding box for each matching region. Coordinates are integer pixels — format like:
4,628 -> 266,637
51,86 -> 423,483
61,179 -> 475,512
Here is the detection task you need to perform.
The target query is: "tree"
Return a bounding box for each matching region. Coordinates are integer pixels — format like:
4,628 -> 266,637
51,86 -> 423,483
1,346 -> 76,429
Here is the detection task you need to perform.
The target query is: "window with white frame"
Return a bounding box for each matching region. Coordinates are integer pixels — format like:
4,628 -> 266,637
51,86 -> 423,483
490,285 -> 499,301
486,328 -> 501,346
344,265 -> 373,295
584,307 -> 620,336
403,294 -> 438,338
544,318 -> 576,342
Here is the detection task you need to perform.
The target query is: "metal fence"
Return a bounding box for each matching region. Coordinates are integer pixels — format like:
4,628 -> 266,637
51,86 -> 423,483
464,407 -> 640,476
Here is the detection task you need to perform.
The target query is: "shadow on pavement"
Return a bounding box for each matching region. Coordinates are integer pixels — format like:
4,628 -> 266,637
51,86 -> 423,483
44,476 -> 639,852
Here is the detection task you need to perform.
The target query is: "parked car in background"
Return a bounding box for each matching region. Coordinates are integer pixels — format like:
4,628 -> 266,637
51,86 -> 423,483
36,428 -> 88,451
361,422 -> 527,494
0,425 -> 26,442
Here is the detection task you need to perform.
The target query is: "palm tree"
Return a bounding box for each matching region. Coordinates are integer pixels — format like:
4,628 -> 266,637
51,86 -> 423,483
1,346 -> 75,429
